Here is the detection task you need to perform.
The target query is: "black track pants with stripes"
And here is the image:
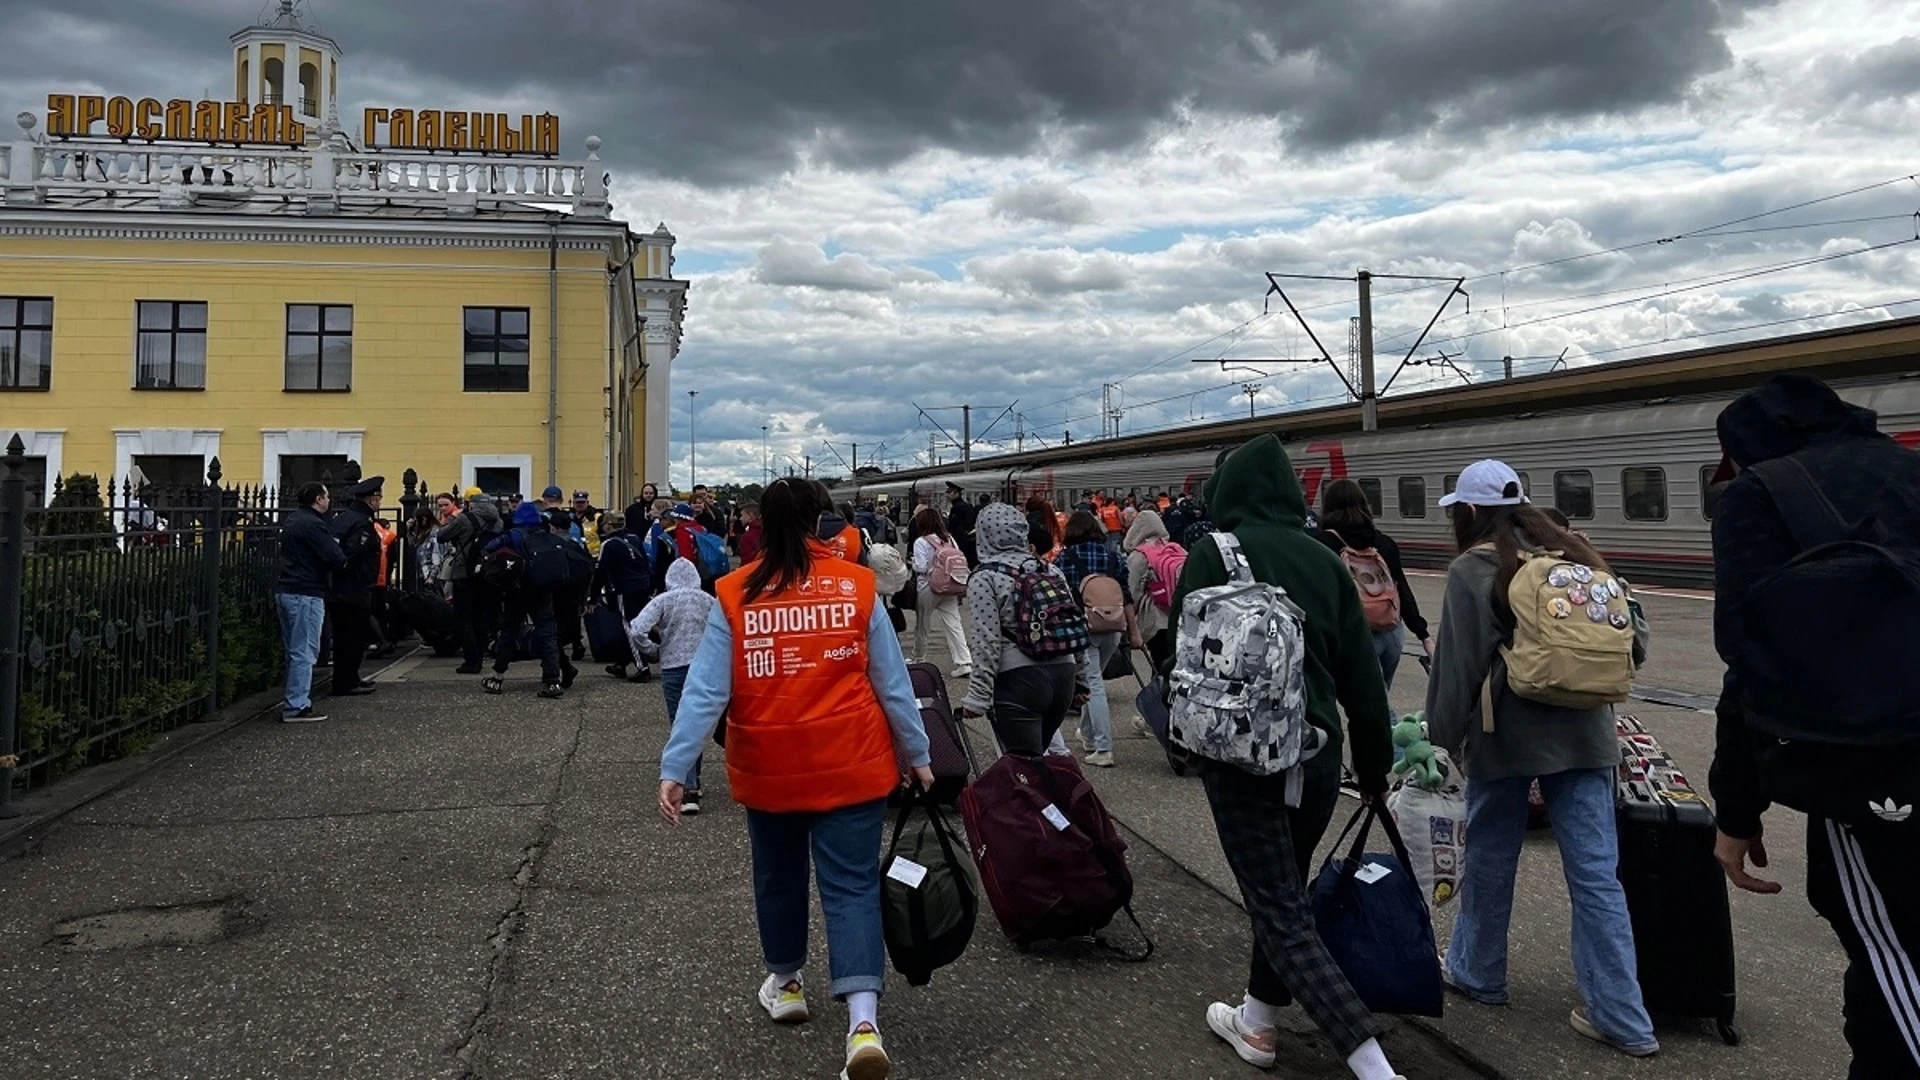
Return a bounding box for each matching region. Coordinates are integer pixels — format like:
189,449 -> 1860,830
1808,817 -> 1920,1079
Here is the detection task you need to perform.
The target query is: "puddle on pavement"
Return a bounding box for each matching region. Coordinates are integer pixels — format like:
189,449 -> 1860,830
48,895 -> 256,951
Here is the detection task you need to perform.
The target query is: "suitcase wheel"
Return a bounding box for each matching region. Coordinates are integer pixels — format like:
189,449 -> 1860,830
1716,1018 -> 1741,1046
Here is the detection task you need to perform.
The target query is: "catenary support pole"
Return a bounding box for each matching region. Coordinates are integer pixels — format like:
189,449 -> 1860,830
1358,270 -> 1378,432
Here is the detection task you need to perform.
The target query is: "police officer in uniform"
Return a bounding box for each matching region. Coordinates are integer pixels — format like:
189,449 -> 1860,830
328,476 -> 384,697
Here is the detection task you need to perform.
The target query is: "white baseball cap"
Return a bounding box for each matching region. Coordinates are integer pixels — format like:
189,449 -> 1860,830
1438,459 -> 1530,508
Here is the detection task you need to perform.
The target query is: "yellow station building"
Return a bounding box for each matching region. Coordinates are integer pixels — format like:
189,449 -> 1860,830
0,2 -> 687,508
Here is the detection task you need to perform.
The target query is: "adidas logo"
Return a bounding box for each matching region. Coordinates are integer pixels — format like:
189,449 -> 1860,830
1870,798 -> 1913,823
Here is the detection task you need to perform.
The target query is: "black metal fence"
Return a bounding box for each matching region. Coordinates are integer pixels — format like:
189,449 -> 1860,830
0,437 -> 441,812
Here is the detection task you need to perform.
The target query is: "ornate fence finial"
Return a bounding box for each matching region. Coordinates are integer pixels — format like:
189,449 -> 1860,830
3,434 -> 22,462
206,455 -> 223,486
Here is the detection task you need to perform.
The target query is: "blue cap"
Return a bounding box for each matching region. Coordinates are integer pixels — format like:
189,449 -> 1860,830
671,502 -> 697,520
541,485 -> 564,501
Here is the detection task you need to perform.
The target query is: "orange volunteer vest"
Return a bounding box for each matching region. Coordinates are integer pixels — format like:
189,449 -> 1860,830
1098,502 -> 1123,533
715,542 -> 898,812
824,524 -> 863,563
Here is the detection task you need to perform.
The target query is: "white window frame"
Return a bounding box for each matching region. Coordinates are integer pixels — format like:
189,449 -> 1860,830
113,428 -> 221,490
0,428 -> 64,506
260,428 -> 365,493
462,453 -> 534,496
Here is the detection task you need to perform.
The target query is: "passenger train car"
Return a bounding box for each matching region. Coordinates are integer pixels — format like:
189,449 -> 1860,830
837,373 -> 1920,586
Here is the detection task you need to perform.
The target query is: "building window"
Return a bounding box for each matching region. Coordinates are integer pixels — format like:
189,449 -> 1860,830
464,307 -> 530,392
1623,467 -> 1668,521
1700,465 -> 1723,521
285,304 -> 353,391
1357,478 -> 1383,518
1397,476 -> 1426,519
1554,470 -> 1595,520
135,301 -> 207,389
474,466 -> 522,496
279,454 -> 353,495
0,298 -> 52,390
132,453 -> 206,523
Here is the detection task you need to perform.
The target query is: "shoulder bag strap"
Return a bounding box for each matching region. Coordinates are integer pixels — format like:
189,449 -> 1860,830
1213,531 -> 1253,584
1749,456 -> 1850,551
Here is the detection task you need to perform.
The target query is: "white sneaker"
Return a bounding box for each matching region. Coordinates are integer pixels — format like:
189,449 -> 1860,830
1570,1007 -> 1659,1057
950,665 -> 971,679
1085,750 -> 1115,768
841,1023 -> 889,1080
1206,1001 -> 1276,1069
756,974 -> 809,1024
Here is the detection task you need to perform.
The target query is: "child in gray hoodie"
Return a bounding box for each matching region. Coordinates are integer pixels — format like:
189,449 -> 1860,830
629,559 -> 717,814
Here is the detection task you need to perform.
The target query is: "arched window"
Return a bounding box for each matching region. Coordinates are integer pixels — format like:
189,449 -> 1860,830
237,57 -> 250,102
263,57 -> 285,104
299,63 -> 319,115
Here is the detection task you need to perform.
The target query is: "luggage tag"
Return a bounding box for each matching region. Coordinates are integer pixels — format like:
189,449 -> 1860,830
885,857 -> 929,889
1040,804 -> 1071,831
1354,862 -> 1393,885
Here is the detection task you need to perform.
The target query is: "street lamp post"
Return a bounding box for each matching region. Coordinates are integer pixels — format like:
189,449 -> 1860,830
687,389 -> 699,491
761,425 -> 770,485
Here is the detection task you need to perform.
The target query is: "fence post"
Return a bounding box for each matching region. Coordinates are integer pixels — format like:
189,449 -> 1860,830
201,456 -> 224,714
0,435 -> 29,816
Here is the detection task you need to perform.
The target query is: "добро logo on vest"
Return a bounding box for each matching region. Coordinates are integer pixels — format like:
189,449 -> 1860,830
823,644 -> 861,661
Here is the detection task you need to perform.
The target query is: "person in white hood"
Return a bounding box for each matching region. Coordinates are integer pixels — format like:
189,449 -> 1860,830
630,558 -> 717,814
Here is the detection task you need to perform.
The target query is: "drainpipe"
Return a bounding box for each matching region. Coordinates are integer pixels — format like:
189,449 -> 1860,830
546,218 -> 560,489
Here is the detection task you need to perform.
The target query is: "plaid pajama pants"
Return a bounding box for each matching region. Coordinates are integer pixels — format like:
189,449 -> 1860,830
1201,762 -> 1382,1059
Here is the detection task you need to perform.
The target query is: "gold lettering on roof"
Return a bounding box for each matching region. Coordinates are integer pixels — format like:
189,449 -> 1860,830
44,91 -> 303,145
363,107 -> 561,155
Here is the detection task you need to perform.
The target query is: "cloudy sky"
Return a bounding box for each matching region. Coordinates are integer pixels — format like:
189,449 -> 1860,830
7,0 -> 1920,485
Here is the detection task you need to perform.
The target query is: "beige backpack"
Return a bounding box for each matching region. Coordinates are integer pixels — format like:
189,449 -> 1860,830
1498,548 -> 1636,711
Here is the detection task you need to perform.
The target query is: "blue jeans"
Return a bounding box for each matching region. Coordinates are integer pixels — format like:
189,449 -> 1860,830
745,798 -> 888,999
276,593 -> 326,716
1371,625 -> 1404,692
1077,631 -> 1121,752
1445,767 -> 1658,1051
661,665 -> 700,790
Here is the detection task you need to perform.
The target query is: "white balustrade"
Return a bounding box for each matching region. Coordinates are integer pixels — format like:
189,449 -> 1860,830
0,112 -> 610,217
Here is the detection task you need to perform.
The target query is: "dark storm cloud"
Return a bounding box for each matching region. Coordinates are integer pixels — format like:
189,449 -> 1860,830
0,0 -> 1772,183
1824,36 -> 1920,103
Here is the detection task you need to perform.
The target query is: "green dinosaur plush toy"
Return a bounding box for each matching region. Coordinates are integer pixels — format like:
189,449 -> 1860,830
1391,712 -> 1444,789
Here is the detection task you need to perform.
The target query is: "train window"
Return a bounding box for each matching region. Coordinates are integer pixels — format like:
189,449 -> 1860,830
1554,470 -> 1595,520
1622,467 -> 1667,521
1397,477 -> 1426,518
1514,471 -> 1531,498
1357,478 -> 1383,518
1700,465 -> 1723,520
1443,473 -> 1459,496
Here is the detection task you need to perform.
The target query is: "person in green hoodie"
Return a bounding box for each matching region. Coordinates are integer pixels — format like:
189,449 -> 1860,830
1171,435 -> 1405,1080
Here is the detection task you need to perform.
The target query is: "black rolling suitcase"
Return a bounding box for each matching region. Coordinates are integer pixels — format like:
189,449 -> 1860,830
898,661 -> 978,806
398,590 -> 462,657
1613,716 -> 1740,1045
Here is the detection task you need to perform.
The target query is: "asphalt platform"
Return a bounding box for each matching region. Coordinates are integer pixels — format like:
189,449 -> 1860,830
0,577 -> 1853,1079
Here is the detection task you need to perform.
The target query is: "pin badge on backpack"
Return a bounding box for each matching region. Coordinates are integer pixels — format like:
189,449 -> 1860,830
1548,598 -> 1573,619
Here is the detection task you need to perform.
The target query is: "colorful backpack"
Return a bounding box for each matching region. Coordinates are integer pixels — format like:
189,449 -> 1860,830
929,540 -> 971,596
1080,572 -> 1129,634
1140,540 -> 1187,612
1499,548 -> 1635,709
1329,530 -> 1401,631
989,557 -> 1089,661
1167,532 -> 1320,799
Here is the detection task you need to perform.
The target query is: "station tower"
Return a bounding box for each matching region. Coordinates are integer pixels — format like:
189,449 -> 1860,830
230,1 -> 342,141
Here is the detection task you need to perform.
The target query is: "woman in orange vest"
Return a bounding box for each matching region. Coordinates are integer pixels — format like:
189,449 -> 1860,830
658,477 -> 932,1080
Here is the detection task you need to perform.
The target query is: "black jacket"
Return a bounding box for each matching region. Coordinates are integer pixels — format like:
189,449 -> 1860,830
593,531 -> 653,597
1311,521 -> 1430,641
1708,374 -> 1920,838
277,506 -> 347,598
945,497 -> 978,564
328,500 -> 382,608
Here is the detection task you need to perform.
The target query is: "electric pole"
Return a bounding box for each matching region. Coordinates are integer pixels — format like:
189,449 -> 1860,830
1243,382 -> 1261,418
961,406 -> 971,468
1357,271 -> 1378,431
686,389 -> 699,490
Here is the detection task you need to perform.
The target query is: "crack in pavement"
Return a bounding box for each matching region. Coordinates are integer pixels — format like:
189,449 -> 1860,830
66,801 -> 554,829
449,709 -> 589,1080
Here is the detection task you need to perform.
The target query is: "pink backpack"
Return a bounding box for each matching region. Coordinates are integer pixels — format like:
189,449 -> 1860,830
1140,541 -> 1187,611
929,540 -> 971,596
1331,530 -> 1402,631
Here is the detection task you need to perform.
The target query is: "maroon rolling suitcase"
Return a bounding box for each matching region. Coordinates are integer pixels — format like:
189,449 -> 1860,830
959,751 -> 1151,957
898,661 -> 978,806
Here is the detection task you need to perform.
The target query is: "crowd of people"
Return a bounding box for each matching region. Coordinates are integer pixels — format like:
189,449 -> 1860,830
269,372 -> 1918,1080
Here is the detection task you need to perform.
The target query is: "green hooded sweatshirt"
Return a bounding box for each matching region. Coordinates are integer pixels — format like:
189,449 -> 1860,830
1170,434 -> 1395,789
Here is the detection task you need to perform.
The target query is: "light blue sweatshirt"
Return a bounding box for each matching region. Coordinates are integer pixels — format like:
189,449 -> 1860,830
659,603 -> 932,786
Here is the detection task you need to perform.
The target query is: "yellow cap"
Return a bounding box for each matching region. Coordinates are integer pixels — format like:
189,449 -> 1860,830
463,486 -> 484,499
